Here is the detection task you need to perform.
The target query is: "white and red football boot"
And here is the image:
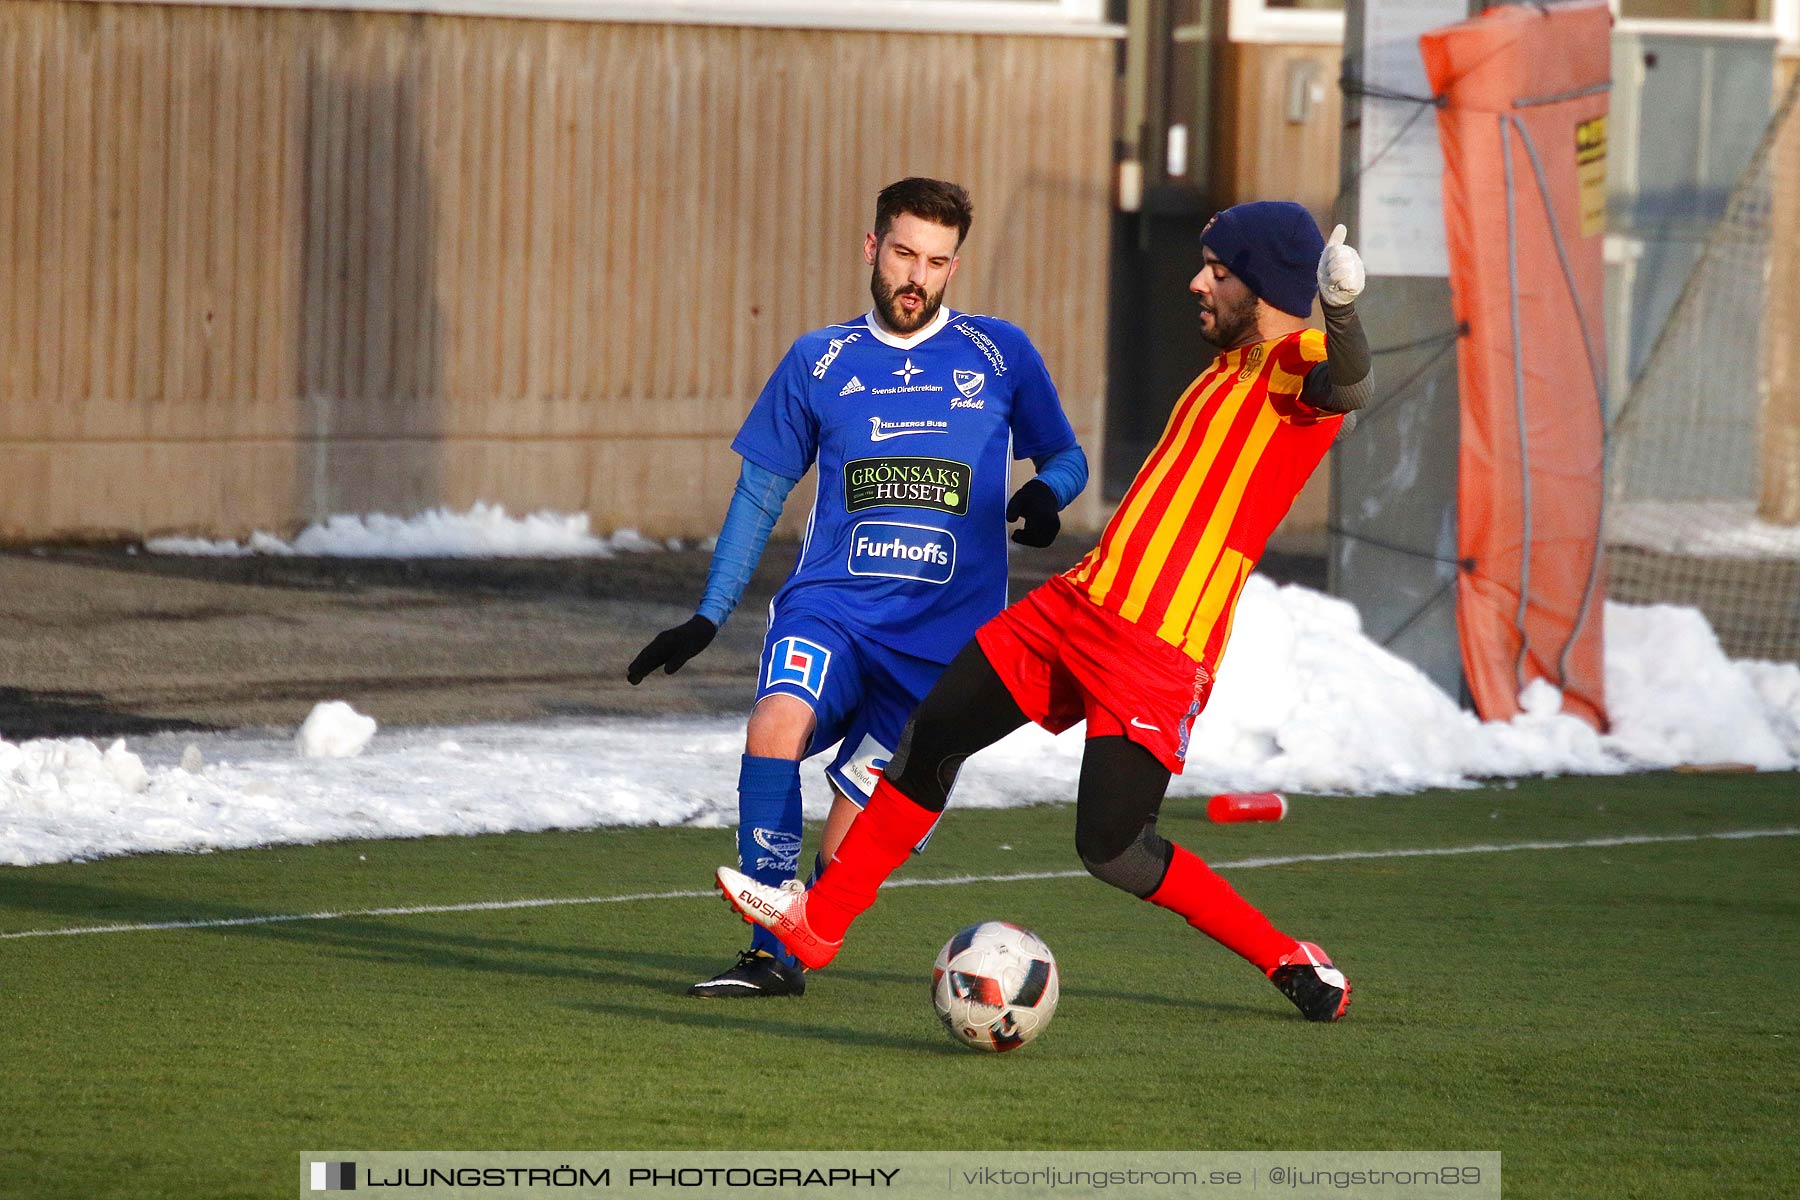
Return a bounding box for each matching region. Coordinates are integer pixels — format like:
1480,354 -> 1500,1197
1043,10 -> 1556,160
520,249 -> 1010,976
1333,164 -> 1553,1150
715,866 -> 843,970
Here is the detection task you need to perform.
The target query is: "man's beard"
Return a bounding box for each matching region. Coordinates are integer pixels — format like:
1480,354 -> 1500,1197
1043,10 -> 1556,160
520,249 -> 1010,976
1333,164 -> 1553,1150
871,268 -> 944,335
1198,290 -> 1259,349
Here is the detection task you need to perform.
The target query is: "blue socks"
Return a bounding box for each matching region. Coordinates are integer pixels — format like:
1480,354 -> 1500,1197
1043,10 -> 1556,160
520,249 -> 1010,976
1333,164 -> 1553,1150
736,754 -> 804,966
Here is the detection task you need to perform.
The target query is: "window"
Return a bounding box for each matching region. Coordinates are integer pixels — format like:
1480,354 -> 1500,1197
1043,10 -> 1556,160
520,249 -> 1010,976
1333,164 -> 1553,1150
1229,0 -> 1345,44
1620,0 -> 1769,18
104,0 -> 1115,35
1225,0 -> 1795,52
1612,0 -> 1796,50
697,0 -> 1111,31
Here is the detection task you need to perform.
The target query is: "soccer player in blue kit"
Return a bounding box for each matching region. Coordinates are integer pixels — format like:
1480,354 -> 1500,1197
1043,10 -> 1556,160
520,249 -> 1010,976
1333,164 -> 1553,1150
627,178 -> 1088,997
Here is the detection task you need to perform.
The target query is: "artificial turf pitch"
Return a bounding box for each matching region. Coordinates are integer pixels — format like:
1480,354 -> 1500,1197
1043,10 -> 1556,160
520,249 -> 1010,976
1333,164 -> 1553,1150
3,772 -> 1796,1199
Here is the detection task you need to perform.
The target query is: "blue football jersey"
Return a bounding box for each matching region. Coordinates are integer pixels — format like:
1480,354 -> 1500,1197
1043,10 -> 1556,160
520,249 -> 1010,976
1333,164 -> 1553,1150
732,307 -> 1078,664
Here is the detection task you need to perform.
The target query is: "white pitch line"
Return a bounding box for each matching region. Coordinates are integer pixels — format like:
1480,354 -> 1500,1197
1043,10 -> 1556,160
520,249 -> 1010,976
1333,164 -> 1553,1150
4,826 -> 1796,941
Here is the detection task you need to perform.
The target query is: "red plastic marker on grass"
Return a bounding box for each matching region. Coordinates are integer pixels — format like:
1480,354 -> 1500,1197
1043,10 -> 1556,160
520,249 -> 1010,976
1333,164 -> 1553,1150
1206,792 -> 1288,823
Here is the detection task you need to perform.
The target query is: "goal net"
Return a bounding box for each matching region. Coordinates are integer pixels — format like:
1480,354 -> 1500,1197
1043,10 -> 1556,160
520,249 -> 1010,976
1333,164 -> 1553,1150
1606,70 -> 1800,662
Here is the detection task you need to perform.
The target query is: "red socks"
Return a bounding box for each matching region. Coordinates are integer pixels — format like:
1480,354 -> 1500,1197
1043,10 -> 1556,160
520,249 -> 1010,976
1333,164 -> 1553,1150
808,787 -> 1294,972
806,779 -> 939,942
1148,843 -> 1298,972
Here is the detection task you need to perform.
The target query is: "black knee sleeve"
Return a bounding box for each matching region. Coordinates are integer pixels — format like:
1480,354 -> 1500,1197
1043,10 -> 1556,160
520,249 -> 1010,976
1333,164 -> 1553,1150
1074,735 -> 1176,897
884,715 -> 968,814
882,641 -> 1028,814
1078,822 -> 1174,899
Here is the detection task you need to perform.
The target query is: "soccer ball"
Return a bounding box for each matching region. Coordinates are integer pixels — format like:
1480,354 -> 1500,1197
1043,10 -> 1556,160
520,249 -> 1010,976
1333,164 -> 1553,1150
930,921 -> 1059,1052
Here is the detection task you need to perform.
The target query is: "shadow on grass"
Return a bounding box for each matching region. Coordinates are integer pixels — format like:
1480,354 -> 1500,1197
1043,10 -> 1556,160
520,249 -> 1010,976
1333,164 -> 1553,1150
3,878 -> 1283,1021
2,879 -> 712,994
821,962 -> 1275,1020
0,685 -> 220,741
564,998 -> 965,1056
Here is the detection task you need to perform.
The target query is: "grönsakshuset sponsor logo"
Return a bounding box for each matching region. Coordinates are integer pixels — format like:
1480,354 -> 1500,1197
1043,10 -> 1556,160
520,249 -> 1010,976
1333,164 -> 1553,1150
842,456 -> 972,516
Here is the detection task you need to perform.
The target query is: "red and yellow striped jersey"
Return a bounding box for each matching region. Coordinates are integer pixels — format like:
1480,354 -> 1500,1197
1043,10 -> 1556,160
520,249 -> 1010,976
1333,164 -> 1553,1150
1065,328 -> 1341,665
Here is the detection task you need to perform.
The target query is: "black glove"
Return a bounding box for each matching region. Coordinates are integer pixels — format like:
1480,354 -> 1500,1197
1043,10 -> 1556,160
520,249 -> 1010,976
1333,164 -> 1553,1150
1005,479 -> 1061,548
627,615 -> 717,684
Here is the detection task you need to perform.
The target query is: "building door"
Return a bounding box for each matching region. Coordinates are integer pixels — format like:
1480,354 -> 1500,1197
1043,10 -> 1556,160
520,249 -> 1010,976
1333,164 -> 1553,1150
1106,1 -> 1223,496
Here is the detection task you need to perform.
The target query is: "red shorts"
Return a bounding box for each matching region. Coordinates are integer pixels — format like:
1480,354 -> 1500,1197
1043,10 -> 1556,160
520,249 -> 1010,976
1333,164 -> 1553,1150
974,575 -> 1214,774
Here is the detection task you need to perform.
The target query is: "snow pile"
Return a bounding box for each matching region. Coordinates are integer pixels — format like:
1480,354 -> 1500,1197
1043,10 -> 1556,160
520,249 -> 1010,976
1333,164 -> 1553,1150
1170,584 -> 1798,795
145,504 -> 682,559
4,580 -> 1798,867
1609,500 -> 1800,558
0,722 -> 751,867
1,738 -> 150,805
1600,603 -> 1793,769
296,702 -> 378,759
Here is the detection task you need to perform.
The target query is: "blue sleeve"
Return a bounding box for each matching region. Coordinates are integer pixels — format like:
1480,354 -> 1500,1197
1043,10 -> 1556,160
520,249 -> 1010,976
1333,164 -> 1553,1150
1005,331 -> 1079,462
1030,444 -> 1089,510
731,345 -> 820,479
697,459 -> 800,629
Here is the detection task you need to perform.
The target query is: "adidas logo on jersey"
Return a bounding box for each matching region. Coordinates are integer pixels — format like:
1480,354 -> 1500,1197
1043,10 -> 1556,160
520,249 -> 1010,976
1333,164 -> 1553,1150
840,376 -> 865,397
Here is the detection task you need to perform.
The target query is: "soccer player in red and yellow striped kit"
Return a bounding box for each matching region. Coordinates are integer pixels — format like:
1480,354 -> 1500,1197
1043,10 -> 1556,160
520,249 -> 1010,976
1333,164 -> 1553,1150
720,202 -> 1373,1021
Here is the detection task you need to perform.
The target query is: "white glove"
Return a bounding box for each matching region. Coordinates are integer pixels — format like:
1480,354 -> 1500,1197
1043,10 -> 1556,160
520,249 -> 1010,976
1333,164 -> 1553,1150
1317,224 -> 1365,307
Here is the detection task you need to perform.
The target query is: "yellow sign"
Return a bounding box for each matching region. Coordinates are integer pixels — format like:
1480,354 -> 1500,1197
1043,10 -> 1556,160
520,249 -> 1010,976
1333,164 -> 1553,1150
1576,115 -> 1608,237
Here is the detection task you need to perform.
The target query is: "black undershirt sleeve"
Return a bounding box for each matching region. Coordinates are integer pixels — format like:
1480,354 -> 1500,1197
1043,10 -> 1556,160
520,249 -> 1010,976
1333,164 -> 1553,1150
1303,301 -> 1373,414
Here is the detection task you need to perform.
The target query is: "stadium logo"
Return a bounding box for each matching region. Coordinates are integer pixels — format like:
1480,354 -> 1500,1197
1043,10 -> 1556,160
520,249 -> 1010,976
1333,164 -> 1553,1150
810,331 -> 861,380
953,370 -> 984,399
766,636 -> 831,698
847,521 -> 956,585
309,1162 -> 356,1192
842,456 -> 971,516
839,376 -> 865,397
868,416 -> 948,442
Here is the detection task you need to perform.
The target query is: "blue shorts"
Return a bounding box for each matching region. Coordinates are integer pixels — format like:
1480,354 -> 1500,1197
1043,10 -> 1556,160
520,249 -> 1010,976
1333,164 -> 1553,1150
755,610 -> 945,807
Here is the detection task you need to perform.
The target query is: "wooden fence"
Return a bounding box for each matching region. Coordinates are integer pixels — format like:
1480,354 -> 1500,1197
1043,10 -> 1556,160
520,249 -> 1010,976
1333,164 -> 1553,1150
0,2 -> 1114,539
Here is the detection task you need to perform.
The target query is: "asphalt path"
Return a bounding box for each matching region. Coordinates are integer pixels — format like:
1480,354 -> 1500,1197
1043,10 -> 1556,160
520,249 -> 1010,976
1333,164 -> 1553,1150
0,541 -> 1324,740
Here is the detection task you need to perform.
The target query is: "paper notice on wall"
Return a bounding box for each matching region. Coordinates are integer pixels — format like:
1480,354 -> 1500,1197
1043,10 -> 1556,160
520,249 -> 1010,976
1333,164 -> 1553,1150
1357,0 -> 1467,277
1577,114 -> 1609,237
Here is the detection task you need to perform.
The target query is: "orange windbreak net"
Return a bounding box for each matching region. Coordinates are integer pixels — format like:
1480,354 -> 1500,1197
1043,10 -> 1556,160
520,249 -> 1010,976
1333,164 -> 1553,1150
1421,0 -> 1611,730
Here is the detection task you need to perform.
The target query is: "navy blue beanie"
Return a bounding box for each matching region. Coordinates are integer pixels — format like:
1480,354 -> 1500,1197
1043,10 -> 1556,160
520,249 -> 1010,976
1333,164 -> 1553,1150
1200,201 -> 1325,318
